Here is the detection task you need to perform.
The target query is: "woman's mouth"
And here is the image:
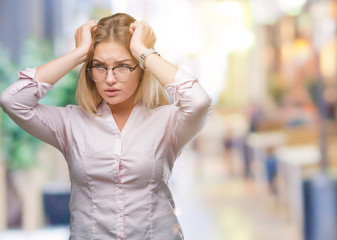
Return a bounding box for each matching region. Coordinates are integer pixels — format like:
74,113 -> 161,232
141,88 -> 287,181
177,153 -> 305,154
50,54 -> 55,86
104,89 -> 121,97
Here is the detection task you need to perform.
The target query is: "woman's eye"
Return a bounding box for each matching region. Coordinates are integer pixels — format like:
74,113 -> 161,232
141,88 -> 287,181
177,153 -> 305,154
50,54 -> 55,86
94,64 -> 106,69
119,64 -> 129,68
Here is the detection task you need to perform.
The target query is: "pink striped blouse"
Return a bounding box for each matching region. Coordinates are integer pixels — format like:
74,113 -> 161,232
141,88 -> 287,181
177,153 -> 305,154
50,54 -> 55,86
0,67 -> 211,240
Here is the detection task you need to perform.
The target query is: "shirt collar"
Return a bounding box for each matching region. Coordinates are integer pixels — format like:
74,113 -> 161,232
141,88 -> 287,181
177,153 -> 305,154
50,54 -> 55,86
96,99 -> 143,117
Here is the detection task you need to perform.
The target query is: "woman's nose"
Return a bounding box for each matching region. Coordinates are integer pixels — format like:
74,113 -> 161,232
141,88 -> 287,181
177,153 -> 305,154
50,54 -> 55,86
106,69 -> 117,85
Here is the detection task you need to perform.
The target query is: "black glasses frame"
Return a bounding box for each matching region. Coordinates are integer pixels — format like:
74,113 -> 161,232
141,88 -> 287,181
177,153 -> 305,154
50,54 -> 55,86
86,64 -> 139,82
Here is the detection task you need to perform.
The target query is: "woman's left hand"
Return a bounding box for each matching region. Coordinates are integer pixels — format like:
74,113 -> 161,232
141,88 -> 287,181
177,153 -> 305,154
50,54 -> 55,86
75,20 -> 97,58
129,21 -> 156,61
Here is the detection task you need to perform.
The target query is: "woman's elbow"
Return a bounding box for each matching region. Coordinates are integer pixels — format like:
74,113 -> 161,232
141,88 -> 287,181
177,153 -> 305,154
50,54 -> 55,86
0,91 -> 11,113
191,90 -> 212,117
0,90 -> 29,116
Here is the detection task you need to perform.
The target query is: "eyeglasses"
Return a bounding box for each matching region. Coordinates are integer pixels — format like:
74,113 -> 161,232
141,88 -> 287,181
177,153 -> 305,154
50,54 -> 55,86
87,63 -> 139,82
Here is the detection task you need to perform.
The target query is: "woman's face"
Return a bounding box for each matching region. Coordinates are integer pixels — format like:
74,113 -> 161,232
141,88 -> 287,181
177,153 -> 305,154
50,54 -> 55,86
91,40 -> 141,110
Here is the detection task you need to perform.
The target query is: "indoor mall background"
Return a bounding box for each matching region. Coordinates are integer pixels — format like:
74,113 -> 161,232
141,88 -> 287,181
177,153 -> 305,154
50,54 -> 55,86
1,0 -> 337,239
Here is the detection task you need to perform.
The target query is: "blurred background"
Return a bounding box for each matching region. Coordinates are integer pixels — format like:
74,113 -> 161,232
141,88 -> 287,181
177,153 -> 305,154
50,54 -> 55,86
1,0 -> 337,239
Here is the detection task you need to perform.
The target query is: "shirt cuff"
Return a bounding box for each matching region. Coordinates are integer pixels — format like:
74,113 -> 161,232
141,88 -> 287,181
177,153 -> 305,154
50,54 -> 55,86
8,67 -> 53,98
164,69 -> 197,104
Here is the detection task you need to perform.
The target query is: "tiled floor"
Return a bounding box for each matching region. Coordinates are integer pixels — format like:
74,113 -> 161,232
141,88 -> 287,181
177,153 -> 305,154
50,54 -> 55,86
0,226 -> 70,240
170,148 -> 299,240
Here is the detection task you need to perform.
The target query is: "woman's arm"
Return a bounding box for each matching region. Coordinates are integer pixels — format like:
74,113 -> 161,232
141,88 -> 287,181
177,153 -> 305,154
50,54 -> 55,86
129,20 -> 212,156
165,69 -> 212,156
0,20 -> 97,154
129,21 -> 178,86
36,20 -> 96,85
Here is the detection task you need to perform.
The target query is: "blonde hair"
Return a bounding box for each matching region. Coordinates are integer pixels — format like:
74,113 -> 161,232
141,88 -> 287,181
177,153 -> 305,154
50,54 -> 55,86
76,13 -> 171,115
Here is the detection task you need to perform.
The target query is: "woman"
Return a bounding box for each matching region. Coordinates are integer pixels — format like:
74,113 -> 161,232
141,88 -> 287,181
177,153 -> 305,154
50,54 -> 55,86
0,13 -> 211,239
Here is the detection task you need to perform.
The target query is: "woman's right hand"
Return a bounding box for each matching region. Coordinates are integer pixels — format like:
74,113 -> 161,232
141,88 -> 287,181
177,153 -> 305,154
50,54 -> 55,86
75,20 -> 97,57
35,20 -> 96,85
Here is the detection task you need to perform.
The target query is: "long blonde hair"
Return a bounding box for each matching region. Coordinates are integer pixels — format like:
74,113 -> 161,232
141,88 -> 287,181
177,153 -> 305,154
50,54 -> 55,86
76,13 -> 171,115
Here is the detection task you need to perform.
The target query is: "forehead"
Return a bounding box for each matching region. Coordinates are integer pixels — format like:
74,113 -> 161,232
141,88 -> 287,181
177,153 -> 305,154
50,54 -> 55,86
93,41 -> 133,63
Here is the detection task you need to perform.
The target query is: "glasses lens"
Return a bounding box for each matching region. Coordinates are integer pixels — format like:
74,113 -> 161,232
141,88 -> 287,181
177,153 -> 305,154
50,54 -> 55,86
90,67 -> 106,82
89,66 -> 132,82
114,67 -> 131,82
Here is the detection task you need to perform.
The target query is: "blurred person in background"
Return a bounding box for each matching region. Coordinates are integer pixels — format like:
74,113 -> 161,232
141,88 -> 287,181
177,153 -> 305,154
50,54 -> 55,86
0,12 -> 211,240
264,147 -> 278,195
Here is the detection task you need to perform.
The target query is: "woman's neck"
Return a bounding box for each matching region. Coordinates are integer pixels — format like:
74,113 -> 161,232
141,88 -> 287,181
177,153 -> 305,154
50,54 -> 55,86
108,95 -> 137,132
108,94 -> 136,115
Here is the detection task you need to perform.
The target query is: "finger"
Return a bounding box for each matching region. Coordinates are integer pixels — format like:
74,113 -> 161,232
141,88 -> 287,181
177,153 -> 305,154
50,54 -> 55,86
130,21 -> 138,28
91,25 -> 97,32
76,21 -> 96,33
82,20 -> 97,29
140,20 -> 150,26
129,22 -> 137,33
131,20 -> 145,27
132,20 -> 140,25
86,22 -> 97,29
85,19 -> 97,25
129,27 -> 135,34
129,22 -> 135,29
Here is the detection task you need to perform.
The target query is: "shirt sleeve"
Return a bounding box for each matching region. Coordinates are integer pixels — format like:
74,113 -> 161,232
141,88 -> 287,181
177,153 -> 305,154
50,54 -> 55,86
164,69 -> 212,157
0,67 -> 69,155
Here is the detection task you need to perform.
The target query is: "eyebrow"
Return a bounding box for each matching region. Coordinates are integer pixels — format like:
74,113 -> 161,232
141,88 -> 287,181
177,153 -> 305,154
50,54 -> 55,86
91,58 -> 134,64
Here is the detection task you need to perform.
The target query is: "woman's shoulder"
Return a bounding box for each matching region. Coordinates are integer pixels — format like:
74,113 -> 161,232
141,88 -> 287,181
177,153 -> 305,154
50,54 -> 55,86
62,104 -> 101,125
65,104 -> 80,111
64,104 -> 90,117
